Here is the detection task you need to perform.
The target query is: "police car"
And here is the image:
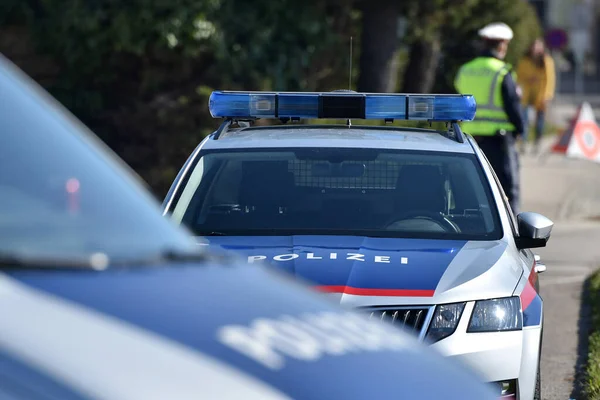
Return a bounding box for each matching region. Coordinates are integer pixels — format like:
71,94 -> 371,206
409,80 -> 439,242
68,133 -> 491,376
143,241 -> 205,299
163,90 -> 554,400
0,55 -> 502,399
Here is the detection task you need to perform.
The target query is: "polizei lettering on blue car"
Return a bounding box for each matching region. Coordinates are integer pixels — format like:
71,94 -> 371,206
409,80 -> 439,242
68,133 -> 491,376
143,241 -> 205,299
247,253 -> 409,264
217,311 -> 414,370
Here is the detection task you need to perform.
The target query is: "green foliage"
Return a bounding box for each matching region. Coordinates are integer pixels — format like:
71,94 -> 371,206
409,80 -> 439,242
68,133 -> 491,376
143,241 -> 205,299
4,0 -> 355,196
1,0 -> 542,196
14,0 -> 227,196
209,0 -> 357,91
585,270 -> 600,399
401,0 -> 479,43
432,0 -> 542,93
23,0 -> 215,110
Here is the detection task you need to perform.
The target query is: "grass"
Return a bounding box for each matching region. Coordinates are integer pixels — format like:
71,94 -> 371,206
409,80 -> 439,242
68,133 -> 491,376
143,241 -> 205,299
584,270 -> 600,399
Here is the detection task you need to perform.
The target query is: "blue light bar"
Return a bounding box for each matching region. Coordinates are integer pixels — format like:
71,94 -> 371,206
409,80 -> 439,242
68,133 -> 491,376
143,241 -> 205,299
208,91 -> 476,122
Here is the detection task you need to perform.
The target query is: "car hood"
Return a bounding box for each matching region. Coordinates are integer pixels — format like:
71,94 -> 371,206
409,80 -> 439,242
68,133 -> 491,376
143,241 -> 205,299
1,260 -> 497,400
202,235 -> 523,306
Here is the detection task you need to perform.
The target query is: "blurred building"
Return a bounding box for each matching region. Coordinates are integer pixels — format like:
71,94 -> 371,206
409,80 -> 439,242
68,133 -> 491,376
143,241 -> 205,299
528,0 -> 600,93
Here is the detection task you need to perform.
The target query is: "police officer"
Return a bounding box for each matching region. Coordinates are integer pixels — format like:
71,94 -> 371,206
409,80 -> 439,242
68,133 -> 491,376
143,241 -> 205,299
455,22 -> 525,214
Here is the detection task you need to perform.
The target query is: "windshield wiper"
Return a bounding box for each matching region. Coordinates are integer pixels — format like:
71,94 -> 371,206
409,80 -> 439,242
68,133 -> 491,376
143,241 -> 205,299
196,231 -> 228,236
0,253 -> 103,270
0,248 -> 236,271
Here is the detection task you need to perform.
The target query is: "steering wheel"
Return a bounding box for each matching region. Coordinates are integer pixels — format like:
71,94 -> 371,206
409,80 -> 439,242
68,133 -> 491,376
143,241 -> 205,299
385,210 -> 460,233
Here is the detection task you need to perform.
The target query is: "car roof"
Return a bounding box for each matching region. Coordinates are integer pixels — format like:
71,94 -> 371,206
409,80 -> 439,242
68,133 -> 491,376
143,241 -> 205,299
201,124 -> 475,154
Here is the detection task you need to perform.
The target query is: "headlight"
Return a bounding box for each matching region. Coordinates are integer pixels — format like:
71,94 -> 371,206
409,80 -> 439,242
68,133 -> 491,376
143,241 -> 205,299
467,296 -> 522,333
425,302 -> 466,343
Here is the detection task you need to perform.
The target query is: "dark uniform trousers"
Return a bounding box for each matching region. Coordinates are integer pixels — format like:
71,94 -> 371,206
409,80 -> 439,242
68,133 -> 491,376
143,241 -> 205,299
474,134 -> 520,215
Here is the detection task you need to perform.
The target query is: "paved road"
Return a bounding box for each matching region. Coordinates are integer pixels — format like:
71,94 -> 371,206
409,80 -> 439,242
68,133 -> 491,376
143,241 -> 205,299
521,138 -> 600,400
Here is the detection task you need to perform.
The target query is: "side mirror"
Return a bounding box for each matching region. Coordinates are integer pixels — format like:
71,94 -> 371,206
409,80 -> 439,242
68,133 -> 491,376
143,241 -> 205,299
514,212 -> 554,250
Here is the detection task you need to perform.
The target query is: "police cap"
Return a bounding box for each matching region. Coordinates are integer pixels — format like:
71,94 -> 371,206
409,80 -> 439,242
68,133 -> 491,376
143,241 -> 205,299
478,22 -> 514,41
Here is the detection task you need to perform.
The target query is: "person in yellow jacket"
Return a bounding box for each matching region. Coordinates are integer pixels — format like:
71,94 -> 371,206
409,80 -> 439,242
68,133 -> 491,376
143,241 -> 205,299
455,22 -> 524,214
516,38 -> 556,154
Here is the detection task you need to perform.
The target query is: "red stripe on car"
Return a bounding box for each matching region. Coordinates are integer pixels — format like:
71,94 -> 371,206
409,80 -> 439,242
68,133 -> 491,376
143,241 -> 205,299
316,285 -> 435,297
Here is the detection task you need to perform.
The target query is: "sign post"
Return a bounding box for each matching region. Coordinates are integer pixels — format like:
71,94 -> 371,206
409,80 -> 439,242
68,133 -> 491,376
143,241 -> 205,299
545,29 -> 567,93
571,31 -> 587,96
569,1 -> 593,97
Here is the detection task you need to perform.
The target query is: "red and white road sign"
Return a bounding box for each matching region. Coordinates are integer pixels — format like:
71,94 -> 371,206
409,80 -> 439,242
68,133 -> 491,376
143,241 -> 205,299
552,103 -> 582,154
565,102 -> 600,163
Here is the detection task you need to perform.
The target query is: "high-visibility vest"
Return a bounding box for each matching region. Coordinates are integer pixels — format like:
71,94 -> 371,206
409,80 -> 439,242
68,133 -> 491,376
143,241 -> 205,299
455,57 -> 517,136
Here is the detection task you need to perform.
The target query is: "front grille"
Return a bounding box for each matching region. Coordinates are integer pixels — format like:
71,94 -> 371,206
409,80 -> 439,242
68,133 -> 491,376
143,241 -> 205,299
368,308 -> 430,334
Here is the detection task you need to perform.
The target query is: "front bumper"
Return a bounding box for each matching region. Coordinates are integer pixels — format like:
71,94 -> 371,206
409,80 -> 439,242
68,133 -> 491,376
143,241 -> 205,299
430,301 -> 542,400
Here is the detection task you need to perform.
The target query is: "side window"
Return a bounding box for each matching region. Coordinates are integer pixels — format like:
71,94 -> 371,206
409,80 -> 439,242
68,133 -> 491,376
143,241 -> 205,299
445,160 -> 496,234
205,160 -> 242,205
480,152 -> 519,235
444,178 -> 454,214
194,160 -> 242,224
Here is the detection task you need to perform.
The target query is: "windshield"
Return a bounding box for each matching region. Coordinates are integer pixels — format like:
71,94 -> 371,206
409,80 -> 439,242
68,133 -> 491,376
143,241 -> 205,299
169,146 -> 503,240
0,55 -> 196,264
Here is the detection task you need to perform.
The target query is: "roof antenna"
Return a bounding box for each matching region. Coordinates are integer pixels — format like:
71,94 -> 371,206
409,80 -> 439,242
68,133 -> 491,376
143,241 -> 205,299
347,36 -> 353,127
349,36 -> 353,91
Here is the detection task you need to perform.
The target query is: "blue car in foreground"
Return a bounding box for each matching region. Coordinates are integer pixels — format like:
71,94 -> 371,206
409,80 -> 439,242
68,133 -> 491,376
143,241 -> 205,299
0,54 -> 498,399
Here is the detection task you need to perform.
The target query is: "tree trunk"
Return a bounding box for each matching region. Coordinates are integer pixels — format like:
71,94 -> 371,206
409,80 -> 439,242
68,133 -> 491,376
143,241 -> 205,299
401,34 -> 441,93
356,0 -> 399,92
